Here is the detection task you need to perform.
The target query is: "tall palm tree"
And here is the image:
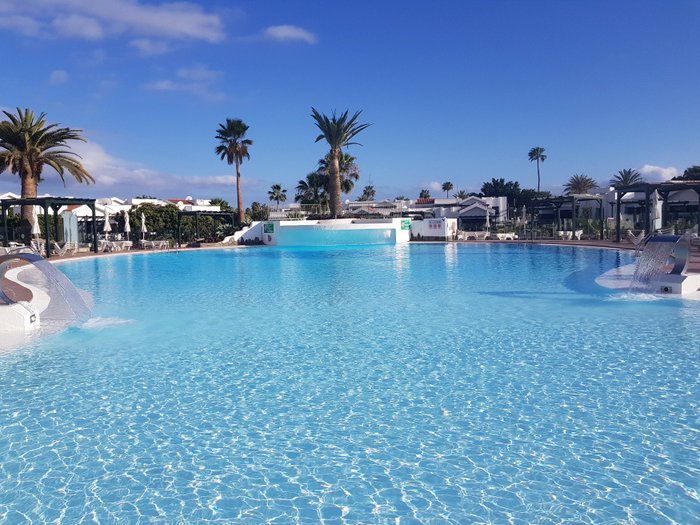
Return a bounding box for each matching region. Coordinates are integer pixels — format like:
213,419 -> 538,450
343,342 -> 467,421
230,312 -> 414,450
609,168 -> 643,189
311,108 -> 370,217
317,152 -> 360,194
564,174 -> 598,195
215,118 -> 252,225
0,108 -> 93,223
295,172 -> 327,204
528,147 -> 547,193
442,181 -> 453,198
454,189 -> 469,200
268,184 -> 287,209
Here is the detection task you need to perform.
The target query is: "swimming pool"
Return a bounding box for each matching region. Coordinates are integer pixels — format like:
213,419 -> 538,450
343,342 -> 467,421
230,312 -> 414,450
1,244 -> 698,523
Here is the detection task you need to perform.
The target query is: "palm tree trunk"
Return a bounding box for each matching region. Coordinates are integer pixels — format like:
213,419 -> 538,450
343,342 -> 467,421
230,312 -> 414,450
235,159 -> 244,225
329,148 -> 341,218
20,175 -> 38,224
536,160 -> 541,194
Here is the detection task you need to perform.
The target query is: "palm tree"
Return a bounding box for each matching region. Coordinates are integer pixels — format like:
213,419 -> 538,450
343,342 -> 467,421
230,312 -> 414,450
317,152 -> 360,194
0,108 -> 93,223
268,184 -> 287,209
215,118 -> 252,225
295,172 -> 327,204
311,108 -> 370,217
528,147 -> 547,193
564,174 -> 598,195
359,185 -> 376,201
442,181 -> 453,198
454,189 -> 469,200
209,197 -> 230,210
610,168 -> 643,189
419,189 -> 431,199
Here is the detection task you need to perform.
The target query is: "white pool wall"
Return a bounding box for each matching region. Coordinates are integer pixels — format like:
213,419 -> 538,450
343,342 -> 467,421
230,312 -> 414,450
260,218 -> 411,246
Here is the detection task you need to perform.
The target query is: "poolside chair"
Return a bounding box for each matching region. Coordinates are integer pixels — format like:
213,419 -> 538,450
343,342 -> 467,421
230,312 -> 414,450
627,230 -> 648,256
30,240 -> 46,256
574,230 -> 583,240
49,241 -> 78,256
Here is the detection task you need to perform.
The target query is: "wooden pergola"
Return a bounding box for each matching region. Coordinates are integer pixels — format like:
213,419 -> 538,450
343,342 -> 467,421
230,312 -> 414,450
613,181 -> 700,242
530,194 -> 605,239
176,210 -> 237,247
1,197 -> 98,258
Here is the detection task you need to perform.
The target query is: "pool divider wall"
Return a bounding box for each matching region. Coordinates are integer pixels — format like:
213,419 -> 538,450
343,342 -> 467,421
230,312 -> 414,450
260,218 -> 411,246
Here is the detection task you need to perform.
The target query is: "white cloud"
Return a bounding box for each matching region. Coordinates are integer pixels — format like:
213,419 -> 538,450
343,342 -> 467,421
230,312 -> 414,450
144,80 -> 178,91
180,175 -> 236,186
52,14 -> 104,39
0,15 -> 41,36
144,64 -> 224,101
177,64 -> 222,82
49,69 -> 69,84
263,25 -> 316,44
429,181 -> 442,192
0,140 -> 244,197
2,0 -> 225,43
129,38 -> 172,56
638,164 -> 679,182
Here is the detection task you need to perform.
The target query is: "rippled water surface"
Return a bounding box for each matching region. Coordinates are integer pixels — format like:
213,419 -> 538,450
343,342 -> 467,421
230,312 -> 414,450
1,244 -> 698,524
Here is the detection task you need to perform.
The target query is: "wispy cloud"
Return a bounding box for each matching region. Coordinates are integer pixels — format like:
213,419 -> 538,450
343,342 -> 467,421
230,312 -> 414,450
144,64 -> 225,101
263,25 -> 316,44
428,181 -> 442,192
52,14 -> 104,39
1,0 -> 225,45
639,164 -> 679,182
0,14 -> 41,36
48,69 -> 69,84
0,140 -> 245,198
128,38 -> 173,57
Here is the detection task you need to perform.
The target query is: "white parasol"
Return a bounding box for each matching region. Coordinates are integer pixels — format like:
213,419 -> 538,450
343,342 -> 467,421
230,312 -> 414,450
124,210 -> 131,237
521,205 -> 528,225
484,207 -> 491,230
141,212 -> 148,240
650,190 -> 660,225
102,208 -> 112,234
31,207 -> 41,237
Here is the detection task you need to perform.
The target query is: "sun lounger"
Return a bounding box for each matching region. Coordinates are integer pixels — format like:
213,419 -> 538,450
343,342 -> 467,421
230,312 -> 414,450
496,233 -> 517,241
464,231 -> 490,240
51,241 -> 78,256
574,230 -> 583,240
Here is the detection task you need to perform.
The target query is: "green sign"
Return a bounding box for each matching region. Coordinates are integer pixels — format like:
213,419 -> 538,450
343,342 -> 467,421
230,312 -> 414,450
401,219 -> 411,230
263,222 -> 274,234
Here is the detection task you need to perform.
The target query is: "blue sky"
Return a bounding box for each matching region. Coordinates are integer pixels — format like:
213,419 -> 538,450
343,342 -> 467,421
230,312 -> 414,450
1,0 -> 699,204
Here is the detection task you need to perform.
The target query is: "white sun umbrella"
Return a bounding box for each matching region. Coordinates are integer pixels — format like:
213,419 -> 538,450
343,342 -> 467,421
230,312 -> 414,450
521,205 -> 527,225
124,210 -> 131,239
31,206 -> 41,238
102,208 -> 112,234
141,212 -> 148,240
650,190 -> 660,229
484,207 -> 491,230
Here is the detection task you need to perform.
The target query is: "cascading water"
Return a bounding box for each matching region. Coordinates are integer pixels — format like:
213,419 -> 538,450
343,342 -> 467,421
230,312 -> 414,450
629,236 -> 679,293
0,253 -> 92,335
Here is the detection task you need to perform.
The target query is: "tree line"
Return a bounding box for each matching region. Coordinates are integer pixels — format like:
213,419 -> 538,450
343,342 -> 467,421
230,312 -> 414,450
2,107 -> 699,233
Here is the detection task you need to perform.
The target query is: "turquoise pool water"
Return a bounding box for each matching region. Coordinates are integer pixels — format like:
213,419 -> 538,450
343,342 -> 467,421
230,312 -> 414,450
1,244 -> 698,523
